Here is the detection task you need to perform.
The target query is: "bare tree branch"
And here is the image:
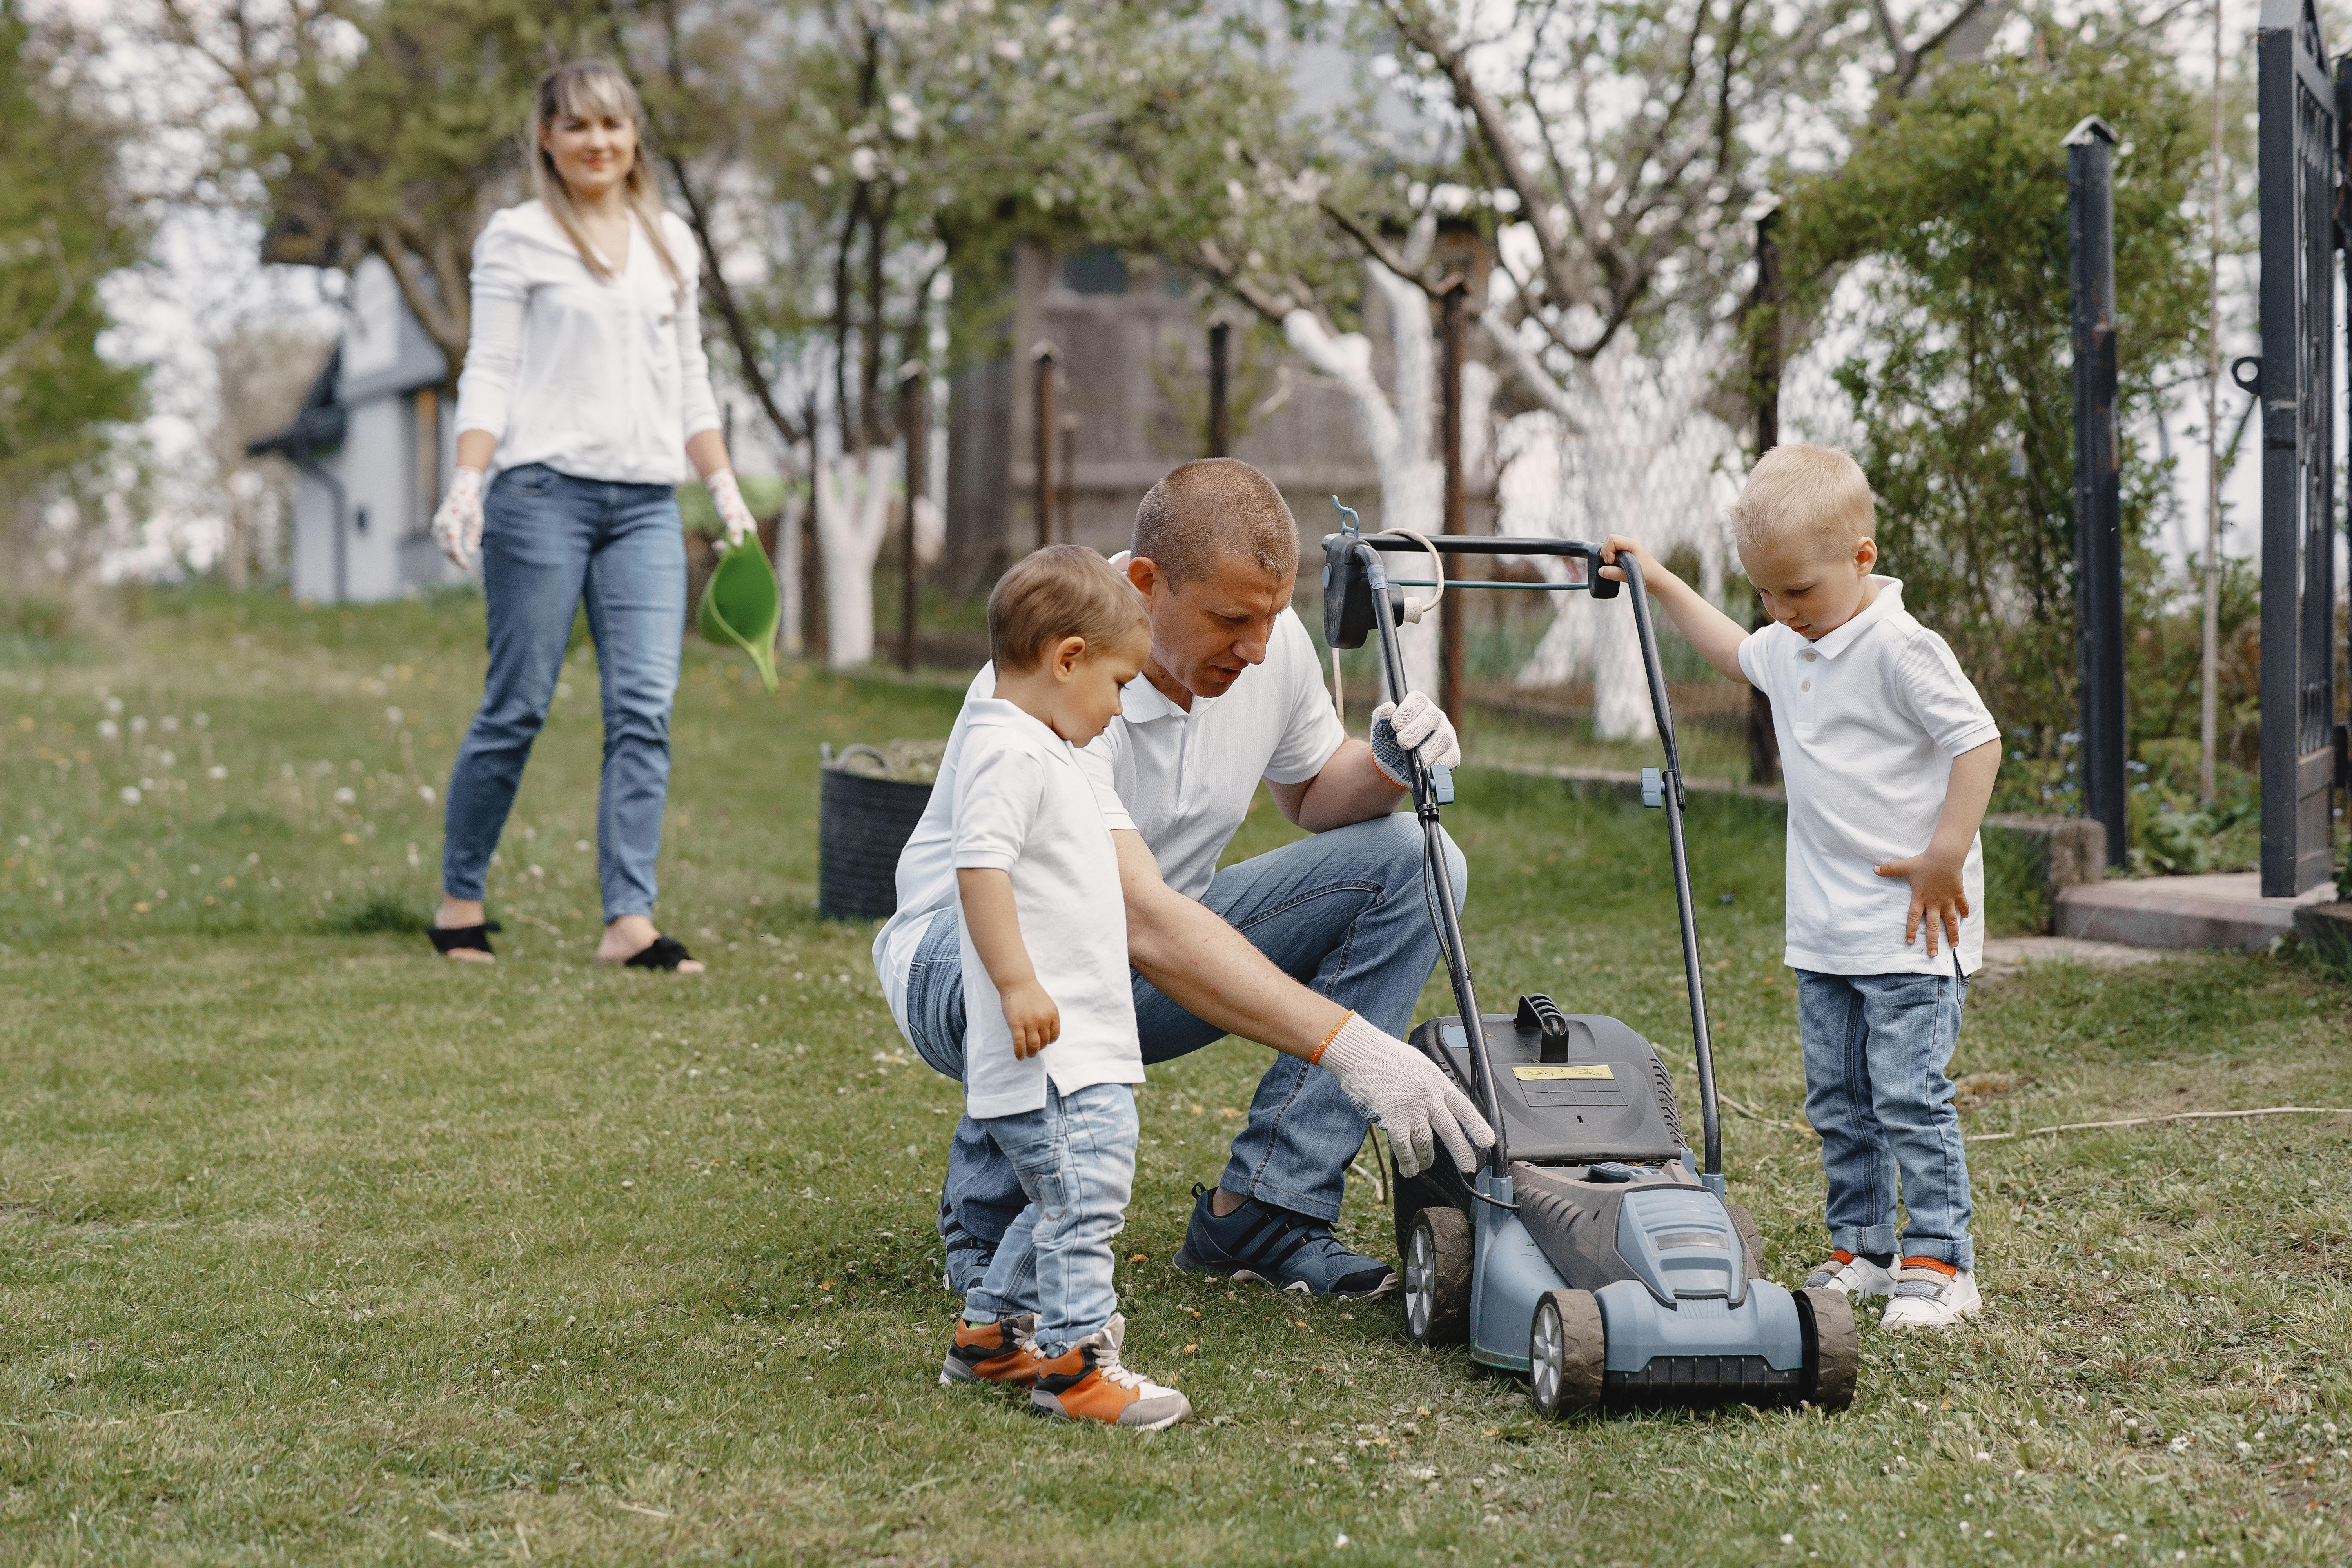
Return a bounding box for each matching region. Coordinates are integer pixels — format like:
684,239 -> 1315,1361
1316,199 -> 1443,299
1192,238 -> 1301,325
1383,2 -> 1576,316
664,151 -> 809,449
372,227 -> 469,370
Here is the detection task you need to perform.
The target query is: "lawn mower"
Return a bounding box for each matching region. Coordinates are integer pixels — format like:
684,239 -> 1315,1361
1322,505 -> 1858,1417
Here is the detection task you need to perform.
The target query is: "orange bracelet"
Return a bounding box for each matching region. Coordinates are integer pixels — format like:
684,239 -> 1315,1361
1307,1013 -> 1352,1066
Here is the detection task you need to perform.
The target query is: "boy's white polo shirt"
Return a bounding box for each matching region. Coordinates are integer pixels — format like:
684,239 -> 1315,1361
871,605 -> 1347,1038
951,699 -> 1142,1118
1737,577 -> 2002,978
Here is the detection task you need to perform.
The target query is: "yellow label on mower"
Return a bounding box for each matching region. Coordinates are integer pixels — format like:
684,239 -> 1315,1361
1511,1064 -> 1614,1081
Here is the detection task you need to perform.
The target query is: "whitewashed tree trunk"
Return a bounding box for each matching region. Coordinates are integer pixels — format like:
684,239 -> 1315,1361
814,442 -> 895,668
777,488 -> 805,655
1281,255 -> 1452,697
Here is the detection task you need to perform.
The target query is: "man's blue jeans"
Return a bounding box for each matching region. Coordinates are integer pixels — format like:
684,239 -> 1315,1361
441,463 -> 686,924
964,1082 -> 1138,1355
1796,964 -> 1975,1272
905,813 -> 1463,1256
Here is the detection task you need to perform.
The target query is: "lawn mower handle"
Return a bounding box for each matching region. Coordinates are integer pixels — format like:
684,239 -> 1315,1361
1349,538 -> 1509,1177
1333,532 -> 1724,1180
1615,552 -> 1725,1180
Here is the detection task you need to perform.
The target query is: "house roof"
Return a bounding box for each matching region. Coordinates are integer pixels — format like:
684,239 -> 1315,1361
245,297 -> 450,461
247,347 -> 347,458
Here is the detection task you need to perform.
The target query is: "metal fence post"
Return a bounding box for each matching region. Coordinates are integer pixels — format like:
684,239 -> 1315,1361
1031,340 -> 1059,550
2066,116 -> 2128,870
1207,321 -> 1231,458
2255,0 -> 2339,896
2340,53 -> 2352,851
1059,414 -> 1078,544
1748,209 -> 1784,789
898,362 -> 926,675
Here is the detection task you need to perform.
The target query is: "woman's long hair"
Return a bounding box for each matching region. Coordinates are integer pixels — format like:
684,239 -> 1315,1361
526,60 -> 684,290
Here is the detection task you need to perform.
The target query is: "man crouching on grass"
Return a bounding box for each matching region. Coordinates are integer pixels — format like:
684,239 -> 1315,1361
874,457 -> 1494,1301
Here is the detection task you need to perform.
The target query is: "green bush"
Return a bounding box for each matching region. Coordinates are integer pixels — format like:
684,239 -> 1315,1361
1980,821 -> 2051,937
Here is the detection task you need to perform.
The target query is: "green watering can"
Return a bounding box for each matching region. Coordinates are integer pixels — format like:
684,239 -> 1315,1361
696,532 -> 780,692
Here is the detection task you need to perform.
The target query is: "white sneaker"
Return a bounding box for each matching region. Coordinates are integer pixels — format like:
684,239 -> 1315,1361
1880,1262 -> 1982,1328
1801,1250 -> 1896,1299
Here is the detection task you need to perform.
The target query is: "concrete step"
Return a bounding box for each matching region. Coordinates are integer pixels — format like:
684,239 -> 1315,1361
2055,872 -> 2338,951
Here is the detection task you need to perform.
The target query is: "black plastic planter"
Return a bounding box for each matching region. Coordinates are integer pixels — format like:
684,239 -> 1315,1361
818,746 -> 933,920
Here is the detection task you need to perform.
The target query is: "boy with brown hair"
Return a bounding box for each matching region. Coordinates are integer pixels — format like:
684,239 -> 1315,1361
935,544 -> 1192,1428
1600,443 -> 2001,1329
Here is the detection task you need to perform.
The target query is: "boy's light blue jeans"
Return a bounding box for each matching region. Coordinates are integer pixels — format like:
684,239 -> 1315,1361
441,463 -> 686,924
963,1082 -> 1138,1355
1796,963 -> 1975,1272
905,814 -> 1461,1253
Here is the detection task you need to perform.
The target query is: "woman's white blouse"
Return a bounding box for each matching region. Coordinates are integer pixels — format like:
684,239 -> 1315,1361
452,201 -> 722,486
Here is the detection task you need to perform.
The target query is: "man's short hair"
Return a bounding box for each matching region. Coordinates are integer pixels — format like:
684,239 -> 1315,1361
988,544 -> 1151,673
1729,444 -> 1876,561
1130,458 -> 1300,588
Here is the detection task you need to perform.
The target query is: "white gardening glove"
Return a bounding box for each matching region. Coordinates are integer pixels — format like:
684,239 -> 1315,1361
1368,690 -> 1462,789
431,466 -> 486,569
704,469 -> 756,548
1316,1012 -> 1494,1178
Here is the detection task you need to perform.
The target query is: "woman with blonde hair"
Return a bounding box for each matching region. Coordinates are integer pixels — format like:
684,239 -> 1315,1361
426,58 -> 756,973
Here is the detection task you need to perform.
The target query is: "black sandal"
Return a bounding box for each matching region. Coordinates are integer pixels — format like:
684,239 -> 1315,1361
621,935 -> 697,971
428,921 -> 502,958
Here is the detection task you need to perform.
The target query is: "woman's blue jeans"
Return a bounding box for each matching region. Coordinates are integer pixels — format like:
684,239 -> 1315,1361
441,463 -> 686,924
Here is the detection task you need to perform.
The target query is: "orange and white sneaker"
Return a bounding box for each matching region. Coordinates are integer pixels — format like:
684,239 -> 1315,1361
1028,1314 -> 1193,1430
940,1312 -> 1045,1388
1880,1258 -> 1982,1329
1801,1250 -> 1896,1300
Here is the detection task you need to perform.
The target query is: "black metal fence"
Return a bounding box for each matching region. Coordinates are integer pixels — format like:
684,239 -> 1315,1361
2254,0 -> 2345,897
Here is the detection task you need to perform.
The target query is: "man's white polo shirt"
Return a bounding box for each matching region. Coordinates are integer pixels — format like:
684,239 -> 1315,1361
873,606 -> 1348,1039
1737,576 -> 2002,978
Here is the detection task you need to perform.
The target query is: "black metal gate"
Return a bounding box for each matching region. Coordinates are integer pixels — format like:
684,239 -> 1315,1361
2256,0 -> 2344,897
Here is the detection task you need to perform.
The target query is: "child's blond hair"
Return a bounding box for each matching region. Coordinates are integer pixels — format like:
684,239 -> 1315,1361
988,545 -> 1151,673
1729,444 -> 1876,562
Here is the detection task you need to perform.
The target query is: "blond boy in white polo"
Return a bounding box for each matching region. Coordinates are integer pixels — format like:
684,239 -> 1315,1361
1600,444 -> 2001,1329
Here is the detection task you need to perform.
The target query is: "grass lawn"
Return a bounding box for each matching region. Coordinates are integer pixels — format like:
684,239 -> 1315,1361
4,589 -> 2350,1566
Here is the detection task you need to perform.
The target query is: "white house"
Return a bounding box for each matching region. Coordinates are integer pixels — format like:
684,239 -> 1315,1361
249,256 -> 458,602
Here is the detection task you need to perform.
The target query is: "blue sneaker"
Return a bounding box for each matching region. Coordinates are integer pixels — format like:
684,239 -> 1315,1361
938,1192 -> 993,1294
1172,1184 -> 1397,1299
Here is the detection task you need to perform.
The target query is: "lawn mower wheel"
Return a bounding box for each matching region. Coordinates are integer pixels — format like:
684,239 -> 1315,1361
1403,1207 -> 1471,1345
1796,1286 -> 1859,1411
1528,1288 -> 1607,1418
